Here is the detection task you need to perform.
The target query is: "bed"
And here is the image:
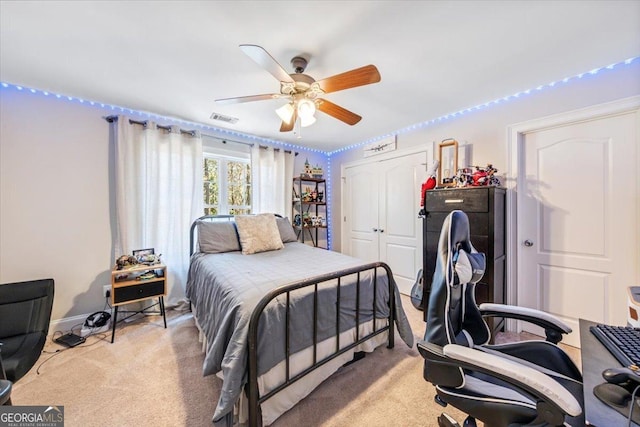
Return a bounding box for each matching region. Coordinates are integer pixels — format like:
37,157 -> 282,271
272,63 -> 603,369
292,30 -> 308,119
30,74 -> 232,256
186,214 -> 414,426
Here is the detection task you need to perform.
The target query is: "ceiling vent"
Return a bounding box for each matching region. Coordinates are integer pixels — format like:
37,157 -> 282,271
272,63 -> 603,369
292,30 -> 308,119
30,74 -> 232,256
210,112 -> 239,124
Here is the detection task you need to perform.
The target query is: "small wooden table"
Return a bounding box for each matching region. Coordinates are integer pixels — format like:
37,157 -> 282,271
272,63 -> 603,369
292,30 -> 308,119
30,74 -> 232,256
110,264 -> 167,343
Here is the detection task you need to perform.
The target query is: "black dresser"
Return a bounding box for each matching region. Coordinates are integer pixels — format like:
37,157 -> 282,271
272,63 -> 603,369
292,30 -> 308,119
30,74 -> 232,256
422,186 -> 506,333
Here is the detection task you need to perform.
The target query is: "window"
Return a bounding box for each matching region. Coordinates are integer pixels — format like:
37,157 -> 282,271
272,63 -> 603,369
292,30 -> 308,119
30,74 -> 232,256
203,154 -> 251,215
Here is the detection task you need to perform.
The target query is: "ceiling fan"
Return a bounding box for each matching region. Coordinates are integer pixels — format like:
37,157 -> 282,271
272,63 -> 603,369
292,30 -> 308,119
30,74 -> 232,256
215,44 -> 381,132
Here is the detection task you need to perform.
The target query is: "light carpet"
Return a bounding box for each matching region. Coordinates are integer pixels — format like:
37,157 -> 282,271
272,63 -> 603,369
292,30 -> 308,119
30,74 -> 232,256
11,295 -> 579,426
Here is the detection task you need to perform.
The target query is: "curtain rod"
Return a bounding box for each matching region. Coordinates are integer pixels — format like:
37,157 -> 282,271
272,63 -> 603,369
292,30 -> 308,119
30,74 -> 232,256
104,115 -> 297,155
208,136 -> 298,156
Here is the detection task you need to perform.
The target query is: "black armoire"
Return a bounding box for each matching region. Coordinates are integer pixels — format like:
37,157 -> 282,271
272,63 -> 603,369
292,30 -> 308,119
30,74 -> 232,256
422,186 -> 506,334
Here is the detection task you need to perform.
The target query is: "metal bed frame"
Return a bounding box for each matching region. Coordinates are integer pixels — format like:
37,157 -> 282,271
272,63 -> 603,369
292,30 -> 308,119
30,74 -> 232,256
189,215 -> 397,427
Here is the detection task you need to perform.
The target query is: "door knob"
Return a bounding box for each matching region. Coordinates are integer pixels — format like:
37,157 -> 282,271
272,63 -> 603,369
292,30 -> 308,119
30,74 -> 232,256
379,229 -> 385,233
523,239 -> 534,247
373,228 -> 378,232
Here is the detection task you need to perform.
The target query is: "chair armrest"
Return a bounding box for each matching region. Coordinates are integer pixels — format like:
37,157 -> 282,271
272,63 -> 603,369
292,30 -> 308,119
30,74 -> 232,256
442,343 -> 582,420
0,344 -> 6,381
479,303 -> 571,344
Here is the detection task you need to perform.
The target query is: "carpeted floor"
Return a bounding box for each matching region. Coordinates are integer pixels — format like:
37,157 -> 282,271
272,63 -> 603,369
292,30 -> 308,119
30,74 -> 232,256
10,295 -> 579,426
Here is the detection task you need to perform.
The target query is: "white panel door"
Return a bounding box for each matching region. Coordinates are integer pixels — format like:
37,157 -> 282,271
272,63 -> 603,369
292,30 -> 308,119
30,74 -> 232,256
518,111 -> 638,347
379,152 -> 427,294
343,151 -> 427,295
344,164 -> 379,263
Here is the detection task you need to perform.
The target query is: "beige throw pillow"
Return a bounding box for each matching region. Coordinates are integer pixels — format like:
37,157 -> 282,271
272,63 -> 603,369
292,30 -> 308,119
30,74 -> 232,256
235,214 -> 285,255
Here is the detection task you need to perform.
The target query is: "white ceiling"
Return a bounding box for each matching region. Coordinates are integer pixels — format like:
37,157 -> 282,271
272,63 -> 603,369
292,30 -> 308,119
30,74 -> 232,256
1,1 -> 639,152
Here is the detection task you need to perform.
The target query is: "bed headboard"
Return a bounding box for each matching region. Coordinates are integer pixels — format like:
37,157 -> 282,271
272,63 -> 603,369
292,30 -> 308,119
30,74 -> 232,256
189,214 -> 283,256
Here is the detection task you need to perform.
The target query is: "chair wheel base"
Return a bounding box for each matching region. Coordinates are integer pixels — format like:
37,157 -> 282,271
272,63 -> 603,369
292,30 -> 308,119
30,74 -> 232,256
463,416 -> 478,427
438,413 -> 461,427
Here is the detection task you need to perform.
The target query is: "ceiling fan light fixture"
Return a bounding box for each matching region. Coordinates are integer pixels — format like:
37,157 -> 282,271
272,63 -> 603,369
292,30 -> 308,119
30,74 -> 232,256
224,45 -> 379,132
300,114 -> 316,128
276,102 -> 295,124
297,98 -> 316,119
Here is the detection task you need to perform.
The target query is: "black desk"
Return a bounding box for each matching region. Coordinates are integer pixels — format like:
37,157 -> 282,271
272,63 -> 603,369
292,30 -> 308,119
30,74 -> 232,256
579,318 -> 639,426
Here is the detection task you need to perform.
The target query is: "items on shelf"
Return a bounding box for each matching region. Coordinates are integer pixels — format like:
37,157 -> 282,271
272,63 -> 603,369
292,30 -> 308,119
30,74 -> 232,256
137,271 -> 157,280
303,213 -> 312,227
116,255 -> 138,270
137,253 -> 162,265
293,214 -> 326,228
453,164 -> 501,188
301,158 -> 323,179
302,187 -> 324,202
293,176 -> 327,248
132,248 -> 161,265
116,249 -> 162,271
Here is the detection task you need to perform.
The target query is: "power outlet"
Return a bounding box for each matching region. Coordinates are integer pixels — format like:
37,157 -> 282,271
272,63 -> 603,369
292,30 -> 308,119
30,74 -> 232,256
103,285 -> 111,298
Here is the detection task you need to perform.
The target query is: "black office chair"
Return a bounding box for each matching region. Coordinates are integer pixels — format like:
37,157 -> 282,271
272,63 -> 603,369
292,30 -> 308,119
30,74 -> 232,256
417,210 -> 584,427
0,347 -> 12,405
0,278 -> 54,383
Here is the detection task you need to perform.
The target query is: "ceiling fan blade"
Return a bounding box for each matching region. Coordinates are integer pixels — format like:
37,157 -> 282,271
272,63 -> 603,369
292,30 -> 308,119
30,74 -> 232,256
280,109 -> 297,132
315,65 -> 381,94
215,93 -> 285,104
239,44 -> 295,83
317,99 -> 362,125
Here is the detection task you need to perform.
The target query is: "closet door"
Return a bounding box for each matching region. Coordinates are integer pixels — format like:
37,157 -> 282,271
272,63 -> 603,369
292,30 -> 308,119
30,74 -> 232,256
378,152 -> 426,294
343,151 -> 427,295
344,164 -> 379,263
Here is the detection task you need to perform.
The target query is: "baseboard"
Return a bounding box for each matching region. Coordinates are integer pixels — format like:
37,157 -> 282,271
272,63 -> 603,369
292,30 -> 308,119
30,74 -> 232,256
49,299 -> 180,338
49,313 -> 92,336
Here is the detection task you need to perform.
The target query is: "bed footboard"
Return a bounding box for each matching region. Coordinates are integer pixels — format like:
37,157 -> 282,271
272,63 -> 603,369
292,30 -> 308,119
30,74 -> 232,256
246,262 -> 396,427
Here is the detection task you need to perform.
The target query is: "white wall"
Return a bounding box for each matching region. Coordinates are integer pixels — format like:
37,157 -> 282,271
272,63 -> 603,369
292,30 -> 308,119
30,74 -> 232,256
329,61 -> 640,252
0,89 -> 113,322
0,88 -> 328,328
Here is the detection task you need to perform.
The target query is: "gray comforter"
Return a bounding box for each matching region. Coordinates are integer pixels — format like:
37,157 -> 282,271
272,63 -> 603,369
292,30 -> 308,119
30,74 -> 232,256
186,242 -> 413,425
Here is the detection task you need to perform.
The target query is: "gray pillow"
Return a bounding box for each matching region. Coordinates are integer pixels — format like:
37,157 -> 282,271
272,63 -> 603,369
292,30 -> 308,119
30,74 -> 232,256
197,221 -> 241,253
276,217 -> 298,243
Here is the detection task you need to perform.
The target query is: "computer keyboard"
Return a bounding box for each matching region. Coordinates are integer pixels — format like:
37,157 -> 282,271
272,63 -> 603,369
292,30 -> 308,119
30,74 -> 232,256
590,323 -> 640,367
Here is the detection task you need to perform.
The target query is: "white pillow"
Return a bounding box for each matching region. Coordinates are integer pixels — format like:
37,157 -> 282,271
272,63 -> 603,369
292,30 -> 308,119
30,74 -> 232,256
235,214 -> 285,255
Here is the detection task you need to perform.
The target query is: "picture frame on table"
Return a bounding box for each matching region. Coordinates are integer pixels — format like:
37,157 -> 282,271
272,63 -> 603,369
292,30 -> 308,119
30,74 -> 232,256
132,248 -> 154,259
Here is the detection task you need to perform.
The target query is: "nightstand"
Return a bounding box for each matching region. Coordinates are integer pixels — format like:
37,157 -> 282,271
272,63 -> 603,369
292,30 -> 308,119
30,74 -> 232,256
110,264 -> 167,343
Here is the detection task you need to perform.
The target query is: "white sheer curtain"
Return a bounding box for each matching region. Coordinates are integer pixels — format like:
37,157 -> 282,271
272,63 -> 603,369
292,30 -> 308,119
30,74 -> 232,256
250,145 -> 295,217
113,116 -> 203,307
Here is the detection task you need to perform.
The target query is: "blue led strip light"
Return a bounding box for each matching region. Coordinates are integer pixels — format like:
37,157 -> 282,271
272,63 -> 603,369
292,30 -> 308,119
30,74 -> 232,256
326,56 -> 639,157
326,156 -> 332,250
2,56 -> 636,157
0,82 -> 323,155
